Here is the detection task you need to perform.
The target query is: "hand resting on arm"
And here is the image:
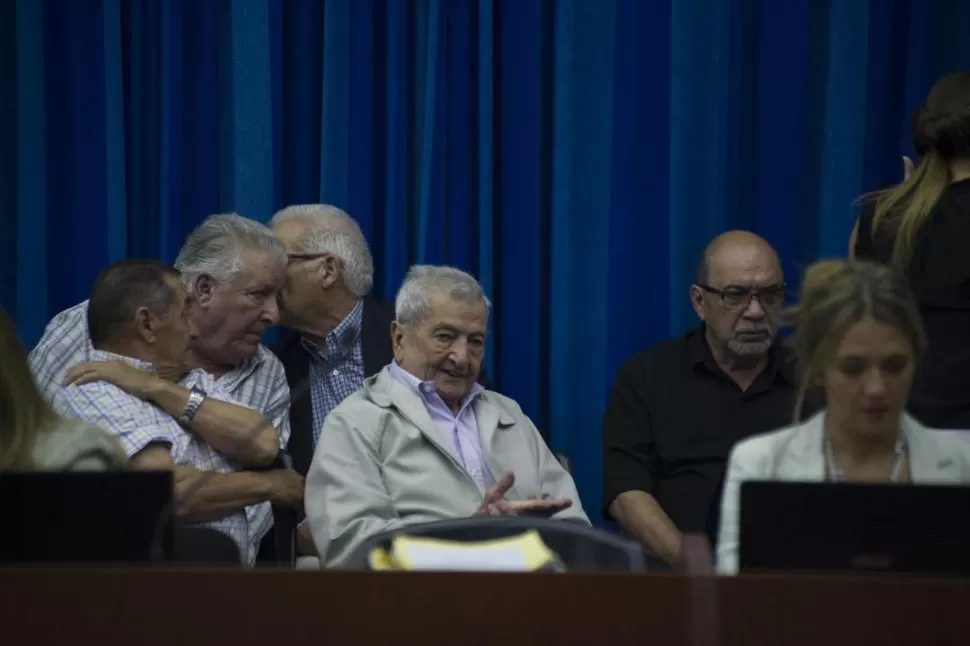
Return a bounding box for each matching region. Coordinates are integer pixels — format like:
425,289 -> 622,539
65,361 -> 280,467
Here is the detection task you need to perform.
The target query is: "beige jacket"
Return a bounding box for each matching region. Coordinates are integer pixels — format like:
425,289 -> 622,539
716,410 -> 970,574
306,366 -> 590,566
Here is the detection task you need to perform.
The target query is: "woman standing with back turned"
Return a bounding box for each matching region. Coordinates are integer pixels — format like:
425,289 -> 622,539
852,72 -> 970,429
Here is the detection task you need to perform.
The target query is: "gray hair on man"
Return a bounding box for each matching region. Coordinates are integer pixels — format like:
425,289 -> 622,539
269,204 -> 374,298
174,212 -> 287,288
395,265 -> 492,327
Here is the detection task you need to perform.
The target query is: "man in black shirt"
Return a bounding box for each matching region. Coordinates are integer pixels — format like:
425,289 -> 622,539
603,231 -> 796,568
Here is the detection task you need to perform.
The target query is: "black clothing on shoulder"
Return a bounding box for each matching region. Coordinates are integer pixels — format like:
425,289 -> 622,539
602,326 -> 801,549
855,178 -> 970,429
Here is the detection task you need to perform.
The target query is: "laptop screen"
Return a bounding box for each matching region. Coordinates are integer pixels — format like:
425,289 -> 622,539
739,481 -> 970,575
0,470 -> 173,564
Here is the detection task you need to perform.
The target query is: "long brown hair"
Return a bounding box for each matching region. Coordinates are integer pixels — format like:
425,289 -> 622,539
0,307 -> 60,469
786,260 -> 925,423
871,72 -> 970,272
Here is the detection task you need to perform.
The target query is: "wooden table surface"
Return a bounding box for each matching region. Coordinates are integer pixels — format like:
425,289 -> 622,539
1,568 -> 968,645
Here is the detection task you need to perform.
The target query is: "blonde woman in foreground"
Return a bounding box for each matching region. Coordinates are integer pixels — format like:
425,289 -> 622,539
716,260 -> 970,575
0,307 -> 124,471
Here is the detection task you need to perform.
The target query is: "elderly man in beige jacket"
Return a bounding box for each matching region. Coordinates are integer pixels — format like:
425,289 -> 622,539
305,265 -> 589,566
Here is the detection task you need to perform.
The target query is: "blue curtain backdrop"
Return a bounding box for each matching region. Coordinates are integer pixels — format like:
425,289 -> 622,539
3,0 -> 970,521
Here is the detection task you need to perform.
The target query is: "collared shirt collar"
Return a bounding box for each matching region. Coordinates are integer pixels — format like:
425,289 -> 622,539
686,324 -> 794,386
89,349 -> 156,374
301,299 -> 364,361
388,360 -> 484,410
218,346 -> 267,391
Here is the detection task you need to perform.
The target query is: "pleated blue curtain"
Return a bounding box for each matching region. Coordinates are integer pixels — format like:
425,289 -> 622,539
4,0 -> 970,521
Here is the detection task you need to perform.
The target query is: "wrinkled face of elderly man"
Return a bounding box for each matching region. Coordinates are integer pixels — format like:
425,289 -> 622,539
175,214 -> 288,370
192,246 -> 286,366
392,293 -> 487,412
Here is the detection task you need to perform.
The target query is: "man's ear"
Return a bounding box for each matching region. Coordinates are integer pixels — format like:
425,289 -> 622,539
193,275 -> 215,309
320,255 -> 340,290
689,285 -> 706,322
133,306 -> 156,344
391,321 -> 405,362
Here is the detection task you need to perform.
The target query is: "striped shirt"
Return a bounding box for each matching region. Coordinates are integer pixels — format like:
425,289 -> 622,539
31,301 -> 293,563
52,350 -> 267,564
303,299 -> 365,446
28,300 -> 291,448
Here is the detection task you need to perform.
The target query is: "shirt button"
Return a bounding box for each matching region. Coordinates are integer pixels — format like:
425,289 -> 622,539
332,369 -> 339,376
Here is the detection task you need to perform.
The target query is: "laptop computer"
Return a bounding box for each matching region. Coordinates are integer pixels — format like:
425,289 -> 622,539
0,470 -> 174,564
739,481 -> 970,575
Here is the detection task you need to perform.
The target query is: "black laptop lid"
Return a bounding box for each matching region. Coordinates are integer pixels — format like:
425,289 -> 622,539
0,470 -> 173,564
739,481 -> 970,575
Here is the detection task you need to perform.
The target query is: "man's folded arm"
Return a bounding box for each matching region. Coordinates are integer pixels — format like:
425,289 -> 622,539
262,358 -> 293,450
131,445 -> 282,523
145,378 -> 279,467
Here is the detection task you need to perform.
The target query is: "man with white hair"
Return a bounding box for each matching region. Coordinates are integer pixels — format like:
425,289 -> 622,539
29,213 -> 302,562
304,265 -> 589,567
269,204 -> 396,561
270,204 -> 396,477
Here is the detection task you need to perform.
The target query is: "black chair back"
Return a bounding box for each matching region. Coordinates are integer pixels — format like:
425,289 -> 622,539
344,517 -> 648,572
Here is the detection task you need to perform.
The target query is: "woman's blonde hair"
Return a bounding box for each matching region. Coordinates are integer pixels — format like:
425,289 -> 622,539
0,307 -> 60,469
870,72 -> 970,272
786,260 -> 925,423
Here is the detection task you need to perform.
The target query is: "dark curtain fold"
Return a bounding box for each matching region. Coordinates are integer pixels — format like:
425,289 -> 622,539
4,0 -> 970,520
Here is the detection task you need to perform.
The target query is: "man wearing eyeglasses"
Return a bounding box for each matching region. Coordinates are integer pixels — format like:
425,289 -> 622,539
268,205 -> 395,558
603,230 -> 800,569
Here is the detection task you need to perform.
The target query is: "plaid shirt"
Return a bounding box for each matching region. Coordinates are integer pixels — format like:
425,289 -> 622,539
29,302 -> 291,447
304,299 -> 365,446
51,350 -> 267,564
31,301 -> 292,563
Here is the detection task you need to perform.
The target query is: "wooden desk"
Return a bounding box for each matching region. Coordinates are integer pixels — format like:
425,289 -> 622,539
720,573 -> 970,646
1,569 -> 687,645
1,569 -> 968,645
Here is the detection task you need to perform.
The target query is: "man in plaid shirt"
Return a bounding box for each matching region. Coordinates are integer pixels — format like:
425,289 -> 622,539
51,259 -> 304,564
31,214 -> 303,564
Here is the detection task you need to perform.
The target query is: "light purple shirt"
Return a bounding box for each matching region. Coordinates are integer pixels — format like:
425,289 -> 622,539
388,361 -> 494,494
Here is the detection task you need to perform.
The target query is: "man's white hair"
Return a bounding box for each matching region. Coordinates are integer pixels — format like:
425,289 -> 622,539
174,212 -> 286,288
270,204 -> 374,297
395,265 -> 491,326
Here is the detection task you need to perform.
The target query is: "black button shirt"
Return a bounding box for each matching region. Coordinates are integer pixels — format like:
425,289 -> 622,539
602,327 -> 798,547
855,179 -> 970,428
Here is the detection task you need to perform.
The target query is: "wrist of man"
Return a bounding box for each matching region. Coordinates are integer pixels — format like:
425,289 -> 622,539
297,520 -> 317,555
141,374 -> 175,403
259,470 -> 281,502
177,386 -> 207,425
663,533 -> 684,567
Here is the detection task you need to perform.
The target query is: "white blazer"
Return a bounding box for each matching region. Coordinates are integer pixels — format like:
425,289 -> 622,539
716,410 -> 970,574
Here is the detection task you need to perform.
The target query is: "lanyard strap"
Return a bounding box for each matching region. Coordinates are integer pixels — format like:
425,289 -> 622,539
824,433 -> 906,483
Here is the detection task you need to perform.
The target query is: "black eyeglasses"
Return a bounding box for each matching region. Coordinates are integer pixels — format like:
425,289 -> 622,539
696,283 -> 786,310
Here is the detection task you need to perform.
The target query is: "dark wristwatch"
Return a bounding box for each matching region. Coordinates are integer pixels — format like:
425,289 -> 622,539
178,386 -> 207,425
